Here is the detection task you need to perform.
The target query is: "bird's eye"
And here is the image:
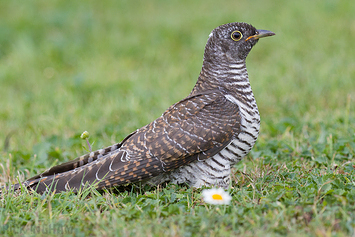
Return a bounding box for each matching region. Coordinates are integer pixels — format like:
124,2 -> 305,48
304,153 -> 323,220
231,30 -> 243,41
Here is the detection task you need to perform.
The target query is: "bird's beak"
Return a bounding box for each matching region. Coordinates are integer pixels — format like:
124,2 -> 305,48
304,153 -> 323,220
245,29 -> 275,41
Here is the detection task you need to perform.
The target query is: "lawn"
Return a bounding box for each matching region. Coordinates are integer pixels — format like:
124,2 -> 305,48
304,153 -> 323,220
0,0 -> 354,236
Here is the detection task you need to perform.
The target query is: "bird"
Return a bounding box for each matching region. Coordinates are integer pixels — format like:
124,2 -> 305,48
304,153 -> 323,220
10,22 -> 275,194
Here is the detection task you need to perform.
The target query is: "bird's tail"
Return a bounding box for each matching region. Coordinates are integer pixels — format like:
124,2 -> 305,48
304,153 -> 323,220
4,136 -> 131,194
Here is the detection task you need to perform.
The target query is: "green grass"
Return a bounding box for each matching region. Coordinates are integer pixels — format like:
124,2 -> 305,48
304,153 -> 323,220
1,0 -> 354,236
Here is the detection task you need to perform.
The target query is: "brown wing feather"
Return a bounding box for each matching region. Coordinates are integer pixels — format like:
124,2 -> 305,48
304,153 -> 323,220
22,90 -> 241,193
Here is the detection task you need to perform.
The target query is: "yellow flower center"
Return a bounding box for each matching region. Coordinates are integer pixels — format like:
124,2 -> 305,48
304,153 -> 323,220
212,194 -> 223,200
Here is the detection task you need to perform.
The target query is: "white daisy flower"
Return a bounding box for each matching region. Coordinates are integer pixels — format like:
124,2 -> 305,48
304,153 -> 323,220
202,188 -> 232,205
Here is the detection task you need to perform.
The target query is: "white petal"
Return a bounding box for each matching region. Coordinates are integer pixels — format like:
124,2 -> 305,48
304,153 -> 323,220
202,188 -> 232,205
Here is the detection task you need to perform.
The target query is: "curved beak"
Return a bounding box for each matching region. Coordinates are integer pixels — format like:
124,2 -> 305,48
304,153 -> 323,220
245,29 -> 275,41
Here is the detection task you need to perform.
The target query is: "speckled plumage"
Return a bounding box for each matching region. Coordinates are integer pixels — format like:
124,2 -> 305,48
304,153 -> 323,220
11,22 -> 274,193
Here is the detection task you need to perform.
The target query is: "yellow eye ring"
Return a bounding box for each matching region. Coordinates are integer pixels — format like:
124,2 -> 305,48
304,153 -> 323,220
231,30 -> 243,41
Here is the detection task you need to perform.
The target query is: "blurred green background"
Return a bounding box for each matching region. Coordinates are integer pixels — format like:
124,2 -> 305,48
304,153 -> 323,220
0,0 -> 354,236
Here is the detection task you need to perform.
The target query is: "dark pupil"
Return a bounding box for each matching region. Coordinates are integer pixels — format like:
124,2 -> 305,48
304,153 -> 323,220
233,32 -> 241,39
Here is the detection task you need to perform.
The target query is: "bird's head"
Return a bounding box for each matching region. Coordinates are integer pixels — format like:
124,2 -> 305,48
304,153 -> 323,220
204,22 -> 275,63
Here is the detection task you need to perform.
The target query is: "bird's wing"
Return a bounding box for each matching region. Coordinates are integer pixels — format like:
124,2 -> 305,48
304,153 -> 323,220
25,90 -> 241,193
